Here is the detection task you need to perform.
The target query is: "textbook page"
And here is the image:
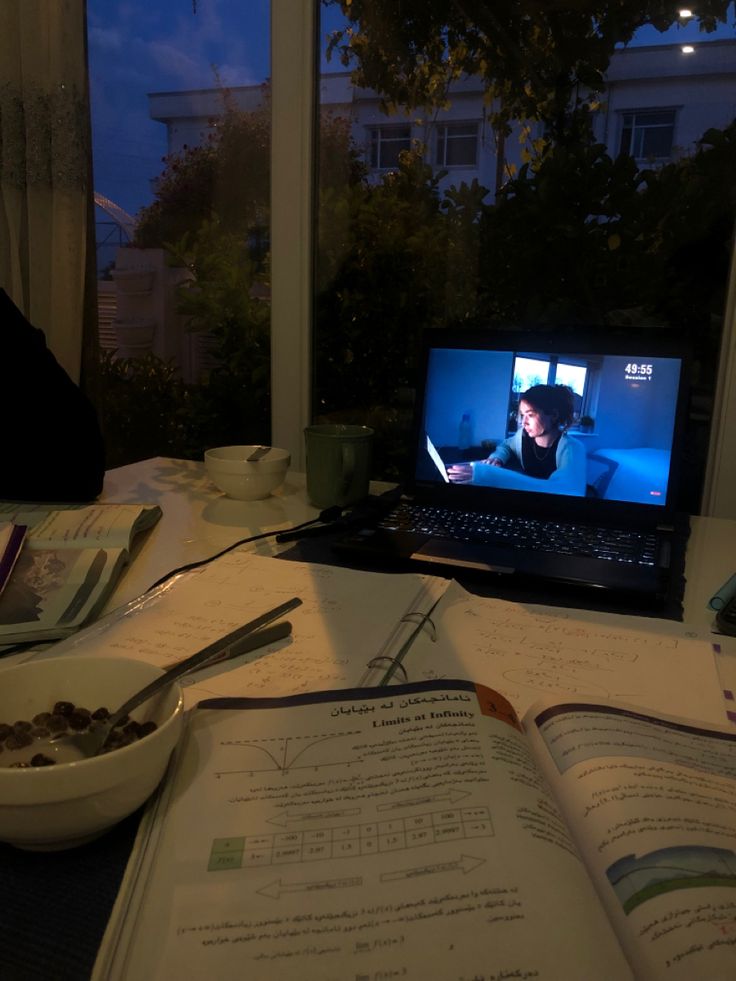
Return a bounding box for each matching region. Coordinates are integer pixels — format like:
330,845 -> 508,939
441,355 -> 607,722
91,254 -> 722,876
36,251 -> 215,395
406,580 -> 727,724
0,504 -> 162,645
96,681 -> 633,981
22,503 -> 162,550
34,553 -> 448,703
525,698 -> 736,980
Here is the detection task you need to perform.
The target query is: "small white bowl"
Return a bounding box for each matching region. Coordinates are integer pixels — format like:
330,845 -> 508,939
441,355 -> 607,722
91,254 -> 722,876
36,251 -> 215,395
0,656 -> 183,851
205,445 -> 290,500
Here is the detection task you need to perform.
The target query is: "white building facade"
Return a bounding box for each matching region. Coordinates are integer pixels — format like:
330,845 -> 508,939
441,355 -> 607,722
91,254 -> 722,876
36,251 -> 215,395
148,40 -> 736,200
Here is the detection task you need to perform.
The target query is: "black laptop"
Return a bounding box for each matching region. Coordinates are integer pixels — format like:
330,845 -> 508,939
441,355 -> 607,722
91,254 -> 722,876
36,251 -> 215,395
335,328 -> 691,607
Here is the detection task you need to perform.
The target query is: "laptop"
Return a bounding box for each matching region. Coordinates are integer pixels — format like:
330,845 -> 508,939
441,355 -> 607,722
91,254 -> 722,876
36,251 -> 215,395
334,327 -> 692,607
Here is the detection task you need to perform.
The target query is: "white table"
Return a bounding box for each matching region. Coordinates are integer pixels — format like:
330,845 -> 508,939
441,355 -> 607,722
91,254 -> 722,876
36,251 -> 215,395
99,456 -> 323,609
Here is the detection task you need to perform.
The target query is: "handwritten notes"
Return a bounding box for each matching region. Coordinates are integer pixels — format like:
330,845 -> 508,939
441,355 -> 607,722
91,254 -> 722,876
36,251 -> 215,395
407,580 -> 727,725
35,553 -> 446,705
29,554 -> 727,727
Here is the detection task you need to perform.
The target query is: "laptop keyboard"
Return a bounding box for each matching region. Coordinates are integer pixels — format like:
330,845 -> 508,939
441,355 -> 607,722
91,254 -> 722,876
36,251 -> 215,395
378,503 -> 659,567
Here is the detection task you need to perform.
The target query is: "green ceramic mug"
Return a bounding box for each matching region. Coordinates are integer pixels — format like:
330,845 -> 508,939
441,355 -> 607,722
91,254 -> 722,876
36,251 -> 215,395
304,424 -> 374,509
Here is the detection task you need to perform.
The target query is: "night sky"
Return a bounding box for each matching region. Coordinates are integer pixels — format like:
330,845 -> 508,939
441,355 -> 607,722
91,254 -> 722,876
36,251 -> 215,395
87,0 -> 735,221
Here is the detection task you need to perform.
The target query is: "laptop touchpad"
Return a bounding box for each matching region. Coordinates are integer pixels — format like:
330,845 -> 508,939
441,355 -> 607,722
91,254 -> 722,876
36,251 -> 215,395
412,539 -> 515,574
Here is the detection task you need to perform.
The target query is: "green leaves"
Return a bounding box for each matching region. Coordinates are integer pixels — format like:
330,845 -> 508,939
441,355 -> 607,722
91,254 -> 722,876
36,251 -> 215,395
323,0 -> 731,140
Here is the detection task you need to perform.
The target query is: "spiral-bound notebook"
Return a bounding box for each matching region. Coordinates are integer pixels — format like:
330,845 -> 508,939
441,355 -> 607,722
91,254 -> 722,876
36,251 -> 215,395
336,327 -> 691,609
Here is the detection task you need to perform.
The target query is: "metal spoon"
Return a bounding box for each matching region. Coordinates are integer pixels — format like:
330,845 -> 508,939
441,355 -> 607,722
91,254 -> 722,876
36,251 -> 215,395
50,596 -> 301,759
246,445 -> 271,461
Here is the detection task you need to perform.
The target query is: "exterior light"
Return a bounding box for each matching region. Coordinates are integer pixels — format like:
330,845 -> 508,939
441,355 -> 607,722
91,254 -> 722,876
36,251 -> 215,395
678,8 -> 693,17
681,44 -> 695,53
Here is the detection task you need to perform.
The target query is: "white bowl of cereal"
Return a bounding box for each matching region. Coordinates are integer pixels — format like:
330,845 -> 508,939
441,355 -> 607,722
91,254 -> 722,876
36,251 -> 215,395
204,445 -> 290,500
0,655 -> 184,850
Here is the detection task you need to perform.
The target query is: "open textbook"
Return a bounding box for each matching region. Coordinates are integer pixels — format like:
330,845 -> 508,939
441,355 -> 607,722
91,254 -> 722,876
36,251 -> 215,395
94,680 -> 736,980
0,504 -> 161,644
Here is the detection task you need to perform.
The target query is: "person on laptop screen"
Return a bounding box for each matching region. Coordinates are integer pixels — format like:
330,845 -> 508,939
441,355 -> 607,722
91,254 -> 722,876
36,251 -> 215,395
448,384 -> 586,495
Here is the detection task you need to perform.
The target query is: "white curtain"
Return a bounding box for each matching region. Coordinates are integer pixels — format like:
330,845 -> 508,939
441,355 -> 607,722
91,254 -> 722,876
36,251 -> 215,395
0,0 -> 89,382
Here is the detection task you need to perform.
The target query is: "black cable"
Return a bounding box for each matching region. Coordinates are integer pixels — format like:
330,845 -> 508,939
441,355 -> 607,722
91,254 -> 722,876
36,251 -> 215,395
0,508 -> 342,659
145,505 -> 344,591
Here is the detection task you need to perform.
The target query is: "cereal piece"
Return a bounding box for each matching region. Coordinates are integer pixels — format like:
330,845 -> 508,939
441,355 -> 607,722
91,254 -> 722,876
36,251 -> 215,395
68,709 -> 92,731
6,731 -> 33,750
1,698 -> 160,768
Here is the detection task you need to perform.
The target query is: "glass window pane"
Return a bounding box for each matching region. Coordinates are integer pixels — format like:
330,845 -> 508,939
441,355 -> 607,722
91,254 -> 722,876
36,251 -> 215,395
371,126 -> 411,168
620,110 -> 675,160
514,357 -> 551,391
436,123 -> 479,166
641,122 -> 674,158
315,4 -> 736,510
555,363 -> 587,397
445,126 -> 478,166
87,0 -> 271,467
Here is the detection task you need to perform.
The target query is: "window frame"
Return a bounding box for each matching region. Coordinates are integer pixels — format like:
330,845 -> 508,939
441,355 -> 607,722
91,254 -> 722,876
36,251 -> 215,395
270,0 -> 317,470
368,123 -> 412,170
618,107 -> 677,163
435,120 -> 479,168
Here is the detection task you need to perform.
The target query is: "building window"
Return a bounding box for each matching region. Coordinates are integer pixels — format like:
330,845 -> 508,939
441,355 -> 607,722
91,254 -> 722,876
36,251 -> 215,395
510,356 -> 591,433
369,125 -> 411,169
435,122 -> 478,167
619,109 -> 676,161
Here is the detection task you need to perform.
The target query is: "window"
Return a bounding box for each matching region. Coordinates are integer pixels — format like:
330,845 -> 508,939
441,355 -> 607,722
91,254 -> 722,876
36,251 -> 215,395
314,6 -> 736,511
435,122 -> 478,167
619,109 -> 676,161
369,125 -> 411,169
513,357 -> 588,399
87,0 -> 272,466
510,357 -> 590,433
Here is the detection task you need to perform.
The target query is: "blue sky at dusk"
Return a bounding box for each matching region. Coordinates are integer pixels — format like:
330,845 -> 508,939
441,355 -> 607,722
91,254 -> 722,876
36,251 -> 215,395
87,0 -> 736,221
88,0 -> 271,217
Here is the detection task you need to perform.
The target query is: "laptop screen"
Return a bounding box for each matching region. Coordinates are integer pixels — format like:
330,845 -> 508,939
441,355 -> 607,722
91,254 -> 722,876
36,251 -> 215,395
414,333 -> 687,510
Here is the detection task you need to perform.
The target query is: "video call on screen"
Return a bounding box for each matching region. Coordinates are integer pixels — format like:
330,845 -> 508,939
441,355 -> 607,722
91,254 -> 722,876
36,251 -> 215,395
418,347 -> 683,506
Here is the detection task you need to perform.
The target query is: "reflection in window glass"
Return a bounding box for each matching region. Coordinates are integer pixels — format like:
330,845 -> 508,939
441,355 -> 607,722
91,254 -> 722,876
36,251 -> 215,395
87,0 -> 271,467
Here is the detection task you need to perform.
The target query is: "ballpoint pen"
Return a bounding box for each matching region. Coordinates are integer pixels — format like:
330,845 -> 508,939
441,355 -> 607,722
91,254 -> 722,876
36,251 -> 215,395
175,619 -> 293,670
167,596 -> 301,673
